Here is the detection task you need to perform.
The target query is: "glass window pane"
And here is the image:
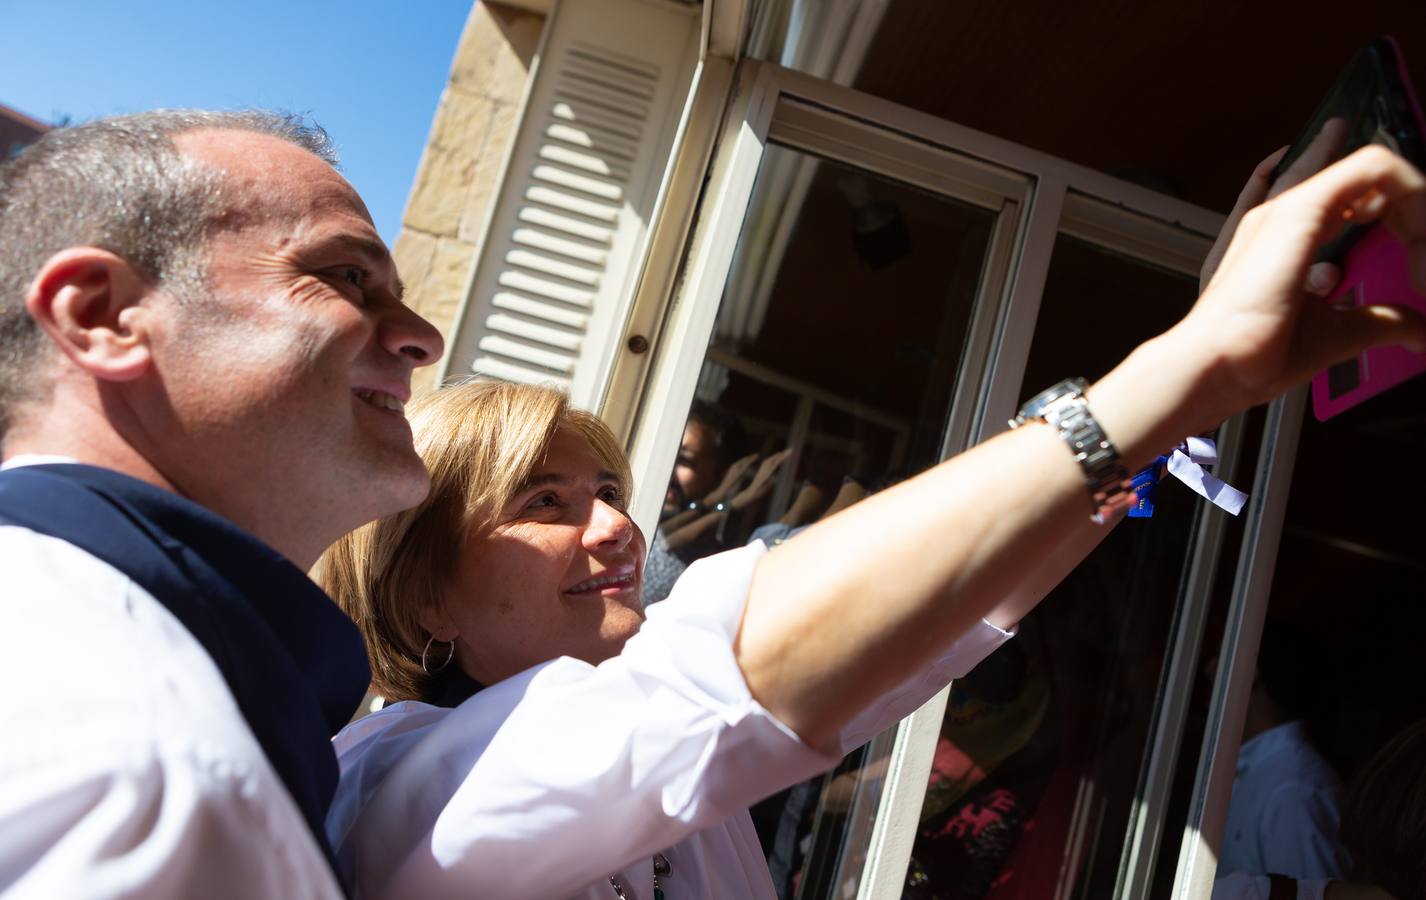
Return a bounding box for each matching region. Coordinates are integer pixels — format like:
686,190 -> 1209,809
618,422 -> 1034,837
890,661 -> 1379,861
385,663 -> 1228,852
902,235 -> 1204,900
1186,378 -> 1426,892
643,143 -> 998,605
746,0 -> 1418,213
1147,405 -> 1264,896
642,141 -> 1002,898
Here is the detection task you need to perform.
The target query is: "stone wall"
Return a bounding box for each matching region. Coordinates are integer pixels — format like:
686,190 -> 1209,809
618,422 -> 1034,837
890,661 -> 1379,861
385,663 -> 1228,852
394,2 -> 546,394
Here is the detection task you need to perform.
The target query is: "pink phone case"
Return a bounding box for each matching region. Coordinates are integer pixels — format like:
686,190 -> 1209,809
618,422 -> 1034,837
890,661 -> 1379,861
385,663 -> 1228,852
1310,38 -> 1426,420
1311,226 -> 1426,420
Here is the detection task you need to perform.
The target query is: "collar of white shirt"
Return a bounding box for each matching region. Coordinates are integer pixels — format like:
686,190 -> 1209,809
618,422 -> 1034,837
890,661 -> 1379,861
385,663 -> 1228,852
1,454 -> 80,469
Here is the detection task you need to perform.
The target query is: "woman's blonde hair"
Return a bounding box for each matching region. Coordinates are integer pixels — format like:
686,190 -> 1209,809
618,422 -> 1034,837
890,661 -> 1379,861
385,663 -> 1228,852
317,380 -> 632,702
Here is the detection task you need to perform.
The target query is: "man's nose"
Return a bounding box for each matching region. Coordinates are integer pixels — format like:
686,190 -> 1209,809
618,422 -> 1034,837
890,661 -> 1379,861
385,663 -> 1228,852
379,303 -> 445,368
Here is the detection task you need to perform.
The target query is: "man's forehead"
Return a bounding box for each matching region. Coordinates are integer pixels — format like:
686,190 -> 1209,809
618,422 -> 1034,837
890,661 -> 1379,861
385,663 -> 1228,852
174,127 -> 370,223
176,128 -> 319,174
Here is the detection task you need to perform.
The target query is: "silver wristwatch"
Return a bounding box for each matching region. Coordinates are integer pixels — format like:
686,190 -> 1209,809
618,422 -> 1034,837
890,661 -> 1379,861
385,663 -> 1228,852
1010,378 -> 1135,523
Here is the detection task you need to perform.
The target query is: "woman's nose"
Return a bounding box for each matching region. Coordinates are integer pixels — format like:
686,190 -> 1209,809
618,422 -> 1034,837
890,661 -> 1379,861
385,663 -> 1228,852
583,499 -> 633,551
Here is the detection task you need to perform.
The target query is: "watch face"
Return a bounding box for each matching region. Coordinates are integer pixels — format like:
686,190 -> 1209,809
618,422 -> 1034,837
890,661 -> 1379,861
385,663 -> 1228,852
1021,378 -> 1087,419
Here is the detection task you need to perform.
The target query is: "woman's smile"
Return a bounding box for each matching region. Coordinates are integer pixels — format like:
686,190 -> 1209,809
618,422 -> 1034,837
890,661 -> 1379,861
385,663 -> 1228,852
564,566 -> 638,596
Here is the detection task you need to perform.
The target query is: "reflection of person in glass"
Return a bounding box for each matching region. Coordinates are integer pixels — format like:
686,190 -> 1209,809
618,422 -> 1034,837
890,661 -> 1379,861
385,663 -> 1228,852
319,146 -> 1426,900
1213,718 -> 1426,900
905,545 -> 1141,900
1338,719 -> 1426,900
1217,623 -> 1352,881
644,401 -> 792,605
661,401 -> 746,519
907,631 -> 1055,899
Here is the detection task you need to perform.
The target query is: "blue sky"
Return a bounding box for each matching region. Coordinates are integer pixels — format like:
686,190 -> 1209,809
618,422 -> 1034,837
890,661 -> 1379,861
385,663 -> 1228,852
0,0 -> 475,244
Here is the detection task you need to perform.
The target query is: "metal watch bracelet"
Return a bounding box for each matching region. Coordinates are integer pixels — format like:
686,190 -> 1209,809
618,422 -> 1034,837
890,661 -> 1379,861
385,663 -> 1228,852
1010,378 -> 1136,524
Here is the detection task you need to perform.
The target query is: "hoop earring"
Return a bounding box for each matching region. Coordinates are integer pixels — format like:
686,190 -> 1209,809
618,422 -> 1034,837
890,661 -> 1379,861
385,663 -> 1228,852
422,636 -> 456,674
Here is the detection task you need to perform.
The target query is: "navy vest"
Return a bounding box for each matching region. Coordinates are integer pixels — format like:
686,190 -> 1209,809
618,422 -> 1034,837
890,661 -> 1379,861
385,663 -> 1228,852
0,464 -> 369,888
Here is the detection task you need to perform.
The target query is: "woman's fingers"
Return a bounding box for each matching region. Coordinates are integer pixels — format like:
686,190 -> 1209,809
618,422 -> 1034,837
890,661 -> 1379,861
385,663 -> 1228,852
1170,147 -> 1426,418
1211,146 -> 1426,297
1383,224 -> 1426,298
1305,261 -> 1342,297
1269,117 -> 1349,199
1413,237 -> 1426,294
1294,299 -> 1426,380
1201,146 -> 1289,291
1201,134 -> 1360,297
1280,145 -> 1426,247
758,448 -> 794,479
715,453 -> 759,496
1236,146 -> 1289,209
729,453 -> 758,475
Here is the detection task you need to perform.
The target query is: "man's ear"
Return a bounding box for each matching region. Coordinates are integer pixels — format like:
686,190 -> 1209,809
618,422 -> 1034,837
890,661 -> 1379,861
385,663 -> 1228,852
25,247 -> 157,382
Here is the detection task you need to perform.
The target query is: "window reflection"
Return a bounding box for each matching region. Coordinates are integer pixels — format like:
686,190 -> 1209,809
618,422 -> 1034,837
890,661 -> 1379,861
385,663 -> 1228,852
904,235 -> 1201,899
646,142 -> 999,897
1196,370 -> 1426,897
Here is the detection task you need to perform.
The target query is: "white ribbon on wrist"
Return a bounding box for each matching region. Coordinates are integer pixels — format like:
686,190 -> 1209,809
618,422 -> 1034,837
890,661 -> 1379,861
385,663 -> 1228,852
1164,436 -> 1247,516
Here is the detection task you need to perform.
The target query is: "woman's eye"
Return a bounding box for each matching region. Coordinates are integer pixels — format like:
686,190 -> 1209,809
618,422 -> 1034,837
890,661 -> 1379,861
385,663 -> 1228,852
527,493 -> 560,510
599,486 -> 625,507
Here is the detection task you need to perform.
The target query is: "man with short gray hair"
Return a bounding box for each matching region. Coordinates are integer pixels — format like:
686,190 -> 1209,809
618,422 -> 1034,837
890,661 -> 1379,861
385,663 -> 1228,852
0,110 -> 443,897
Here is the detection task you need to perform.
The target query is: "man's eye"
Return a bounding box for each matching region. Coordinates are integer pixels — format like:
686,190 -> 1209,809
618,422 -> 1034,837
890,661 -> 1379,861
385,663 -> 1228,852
340,267 -> 366,287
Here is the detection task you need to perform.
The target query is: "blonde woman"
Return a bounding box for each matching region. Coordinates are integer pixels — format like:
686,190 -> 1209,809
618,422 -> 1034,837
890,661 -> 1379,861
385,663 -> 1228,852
322,381 -> 1017,899
321,147 -> 1426,900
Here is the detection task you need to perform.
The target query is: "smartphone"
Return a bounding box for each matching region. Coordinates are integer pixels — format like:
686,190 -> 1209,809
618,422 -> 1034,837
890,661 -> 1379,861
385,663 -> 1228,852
1271,38 -> 1426,420
1272,38 -> 1426,260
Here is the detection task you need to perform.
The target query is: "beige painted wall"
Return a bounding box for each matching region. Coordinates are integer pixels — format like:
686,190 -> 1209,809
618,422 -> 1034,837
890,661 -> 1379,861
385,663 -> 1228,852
393,2 -> 546,395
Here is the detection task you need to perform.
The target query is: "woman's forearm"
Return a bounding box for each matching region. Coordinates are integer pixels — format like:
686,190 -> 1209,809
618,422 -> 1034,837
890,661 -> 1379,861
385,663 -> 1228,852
734,340 -> 1197,751
735,137 -> 1426,750
663,508 -> 726,550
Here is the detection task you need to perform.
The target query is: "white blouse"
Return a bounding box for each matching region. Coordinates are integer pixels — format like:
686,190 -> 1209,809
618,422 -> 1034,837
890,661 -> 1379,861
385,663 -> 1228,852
328,542 -> 1013,900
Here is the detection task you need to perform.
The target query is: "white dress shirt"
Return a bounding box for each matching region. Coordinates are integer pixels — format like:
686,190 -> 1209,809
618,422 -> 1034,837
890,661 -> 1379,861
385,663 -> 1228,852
328,542 -> 1013,900
0,458 -> 344,899
1219,720 -> 1353,881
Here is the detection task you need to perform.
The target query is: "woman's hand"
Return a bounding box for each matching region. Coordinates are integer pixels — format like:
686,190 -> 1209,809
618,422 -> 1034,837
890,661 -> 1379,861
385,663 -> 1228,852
779,480 -> 825,527
1155,145 -> 1426,437
704,452 -> 758,505
732,448 -> 794,511
1199,119 -> 1349,297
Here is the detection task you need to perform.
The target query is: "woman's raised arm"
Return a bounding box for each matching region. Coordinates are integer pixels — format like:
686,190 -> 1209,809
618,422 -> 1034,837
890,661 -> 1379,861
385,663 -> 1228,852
736,146 -> 1426,752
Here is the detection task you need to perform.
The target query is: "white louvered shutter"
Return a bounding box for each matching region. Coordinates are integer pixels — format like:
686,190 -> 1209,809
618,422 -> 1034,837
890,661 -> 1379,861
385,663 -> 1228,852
442,0 -> 700,410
